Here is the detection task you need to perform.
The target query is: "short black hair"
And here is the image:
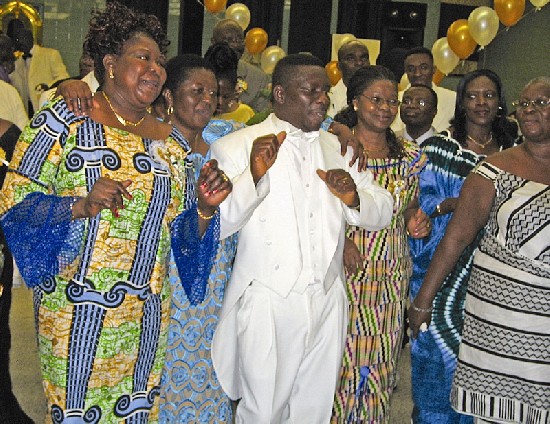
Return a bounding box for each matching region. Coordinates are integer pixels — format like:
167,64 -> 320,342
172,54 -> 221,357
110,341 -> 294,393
204,41 -> 238,86
403,46 -> 433,62
164,54 -> 215,94
271,53 -> 324,88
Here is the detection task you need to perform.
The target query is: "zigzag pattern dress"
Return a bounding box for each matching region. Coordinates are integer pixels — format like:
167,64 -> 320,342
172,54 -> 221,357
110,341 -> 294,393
451,161 -> 550,423
0,99 -> 217,423
332,138 -> 425,423
408,133 -> 485,424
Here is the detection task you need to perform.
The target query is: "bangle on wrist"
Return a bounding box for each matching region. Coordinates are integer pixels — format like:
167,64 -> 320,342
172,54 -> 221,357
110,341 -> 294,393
411,299 -> 433,313
436,203 -> 442,215
197,207 -> 217,220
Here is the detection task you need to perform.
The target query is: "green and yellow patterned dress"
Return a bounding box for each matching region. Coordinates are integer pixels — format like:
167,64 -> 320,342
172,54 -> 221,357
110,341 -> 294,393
332,138 -> 426,423
0,99 -> 215,423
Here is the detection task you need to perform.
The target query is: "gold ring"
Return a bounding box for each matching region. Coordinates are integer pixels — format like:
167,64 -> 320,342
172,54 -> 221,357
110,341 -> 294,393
222,174 -> 228,182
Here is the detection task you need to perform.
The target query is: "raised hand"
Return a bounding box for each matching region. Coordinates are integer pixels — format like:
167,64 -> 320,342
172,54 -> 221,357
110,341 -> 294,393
56,79 -> 94,116
197,159 -> 232,217
72,177 -> 133,219
316,169 -> 359,207
250,131 -> 286,185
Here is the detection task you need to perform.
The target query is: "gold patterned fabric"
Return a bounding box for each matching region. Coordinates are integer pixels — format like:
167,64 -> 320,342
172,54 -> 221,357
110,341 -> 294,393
332,139 -> 425,423
0,100 -> 194,423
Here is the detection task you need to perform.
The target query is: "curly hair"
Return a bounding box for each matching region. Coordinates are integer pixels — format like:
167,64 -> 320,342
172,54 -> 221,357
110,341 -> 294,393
86,1 -> 169,86
450,69 -> 517,149
204,41 -> 238,87
335,65 -> 405,159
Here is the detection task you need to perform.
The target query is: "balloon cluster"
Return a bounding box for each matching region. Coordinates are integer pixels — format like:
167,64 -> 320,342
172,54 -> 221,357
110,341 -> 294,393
432,0 -> 547,75
203,1 -> 287,74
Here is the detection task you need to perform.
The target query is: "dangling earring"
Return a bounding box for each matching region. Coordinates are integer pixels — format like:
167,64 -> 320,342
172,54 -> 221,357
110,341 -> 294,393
496,106 -> 503,117
167,105 -> 173,115
109,67 -> 114,79
353,105 -> 358,112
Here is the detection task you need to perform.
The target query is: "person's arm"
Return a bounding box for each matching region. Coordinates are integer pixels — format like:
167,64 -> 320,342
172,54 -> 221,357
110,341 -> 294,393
409,172 -> 495,337
404,197 -> 431,239
55,79 -> 94,116
327,120 -> 367,171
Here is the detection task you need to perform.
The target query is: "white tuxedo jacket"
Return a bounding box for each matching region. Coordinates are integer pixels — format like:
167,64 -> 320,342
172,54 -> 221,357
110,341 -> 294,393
210,113 -> 393,398
10,45 -> 69,114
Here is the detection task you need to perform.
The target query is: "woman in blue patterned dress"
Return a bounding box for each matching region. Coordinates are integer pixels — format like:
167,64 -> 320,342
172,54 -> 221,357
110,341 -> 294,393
407,69 -> 517,423
411,76 -> 550,423
154,55 -> 242,424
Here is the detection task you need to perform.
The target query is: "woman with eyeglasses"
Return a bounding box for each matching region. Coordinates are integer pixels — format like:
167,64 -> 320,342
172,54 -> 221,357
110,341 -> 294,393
411,77 -> 550,424
407,69 -> 518,423
331,65 -> 429,423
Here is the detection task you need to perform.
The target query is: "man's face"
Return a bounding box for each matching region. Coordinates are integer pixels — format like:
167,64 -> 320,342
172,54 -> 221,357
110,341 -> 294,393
13,29 -> 33,53
275,65 -> 331,132
404,53 -> 435,86
212,23 -> 245,59
338,42 -> 370,84
400,86 -> 437,128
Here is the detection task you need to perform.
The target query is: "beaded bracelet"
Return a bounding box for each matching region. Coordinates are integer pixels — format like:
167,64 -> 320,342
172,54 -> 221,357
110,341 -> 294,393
197,207 -> 217,220
411,299 -> 433,313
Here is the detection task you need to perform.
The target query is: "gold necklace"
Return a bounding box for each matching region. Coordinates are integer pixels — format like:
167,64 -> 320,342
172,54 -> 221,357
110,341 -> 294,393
467,133 -> 493,149
352,127 -> 388,154
102,91 -> 147,127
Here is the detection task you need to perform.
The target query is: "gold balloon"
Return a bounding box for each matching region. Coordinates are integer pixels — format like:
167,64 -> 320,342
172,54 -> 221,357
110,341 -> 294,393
204,0 -> 227,14
495,0 -> 525,27
447,19 -> 477,59
260,46 -> 286,75
431,37 -> 460,75
468,6 -> 500,47
245,28 -> 268,55
325,61 -> 342,86
433,68 -> 445,85
225,3 -> 251,31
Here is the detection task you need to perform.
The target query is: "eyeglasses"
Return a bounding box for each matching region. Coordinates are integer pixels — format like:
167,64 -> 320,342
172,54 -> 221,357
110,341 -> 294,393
359,95 -> 400,108
401,98 -> 431,108
512,98 -> 550,111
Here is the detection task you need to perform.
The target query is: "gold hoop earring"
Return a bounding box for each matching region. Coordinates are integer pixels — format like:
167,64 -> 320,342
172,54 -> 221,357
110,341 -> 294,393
109,68 -> 114,79
167,106 -> 173,115
353,105 -> 358,112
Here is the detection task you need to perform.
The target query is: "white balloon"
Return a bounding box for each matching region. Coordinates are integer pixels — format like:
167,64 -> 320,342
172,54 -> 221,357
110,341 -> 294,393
225,3 -> 251,31
260,46 -> 286,74
431,37 -> 460,75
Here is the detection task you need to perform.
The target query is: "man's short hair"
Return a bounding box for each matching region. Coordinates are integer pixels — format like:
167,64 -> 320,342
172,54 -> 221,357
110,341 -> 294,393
404,46 -> 433,62
272,53 -> 324,88
408,83 -> 438,108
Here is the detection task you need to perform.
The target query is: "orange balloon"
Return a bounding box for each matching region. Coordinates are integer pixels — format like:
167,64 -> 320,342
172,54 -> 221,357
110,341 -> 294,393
204,0 -> 227,13
494,0 -> 526,26
447,19 -> 477,59
325,61 -> 342,86
245,28 -> 268,54
433,68 -> 445,85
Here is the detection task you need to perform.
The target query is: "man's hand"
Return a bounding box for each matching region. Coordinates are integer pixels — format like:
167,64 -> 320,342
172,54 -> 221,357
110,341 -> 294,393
56,79 -> 94,116
250,131 -> 286,185
316,169 -> 359,207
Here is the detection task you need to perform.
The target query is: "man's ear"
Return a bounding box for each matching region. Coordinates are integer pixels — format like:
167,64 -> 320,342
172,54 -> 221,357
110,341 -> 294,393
272,85 -> 285,105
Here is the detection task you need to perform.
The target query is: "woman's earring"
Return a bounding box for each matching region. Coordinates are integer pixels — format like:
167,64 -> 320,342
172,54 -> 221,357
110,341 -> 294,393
496,106 -> 503,117
167,106 -> 173,115
109,67 -> 114,79
354,105 -> 358,112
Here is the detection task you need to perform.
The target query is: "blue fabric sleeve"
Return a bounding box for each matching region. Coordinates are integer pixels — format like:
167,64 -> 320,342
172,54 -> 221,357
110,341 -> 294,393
0,193 -> 85,288
321,116 -> 334,131
170,202 -> 220,305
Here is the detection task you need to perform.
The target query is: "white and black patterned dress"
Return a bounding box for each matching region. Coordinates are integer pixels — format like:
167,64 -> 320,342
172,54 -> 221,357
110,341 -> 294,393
451,161 -> 550,424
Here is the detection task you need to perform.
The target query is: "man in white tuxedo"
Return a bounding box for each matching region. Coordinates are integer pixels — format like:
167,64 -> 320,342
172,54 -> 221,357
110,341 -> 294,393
9,28 -> 69,116
210,54 -> 393,423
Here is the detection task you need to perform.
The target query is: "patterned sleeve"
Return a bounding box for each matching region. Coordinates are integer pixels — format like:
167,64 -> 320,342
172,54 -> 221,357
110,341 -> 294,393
0,100 -> 86,287
169,127 -> 221,305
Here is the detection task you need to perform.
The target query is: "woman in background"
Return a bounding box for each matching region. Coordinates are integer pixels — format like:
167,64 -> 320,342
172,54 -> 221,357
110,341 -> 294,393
408,69 -> 517,423
410,76 -> 549,424
331,65 -> 428,423
204,42 -> 255,124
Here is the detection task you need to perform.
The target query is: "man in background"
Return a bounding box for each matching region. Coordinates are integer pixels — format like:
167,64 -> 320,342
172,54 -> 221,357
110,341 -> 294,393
9,27 -> 69,116
327,40 -> 370,118
392,46 -> 456,133
398,84 -> 438,145
211,19 -> 270,113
